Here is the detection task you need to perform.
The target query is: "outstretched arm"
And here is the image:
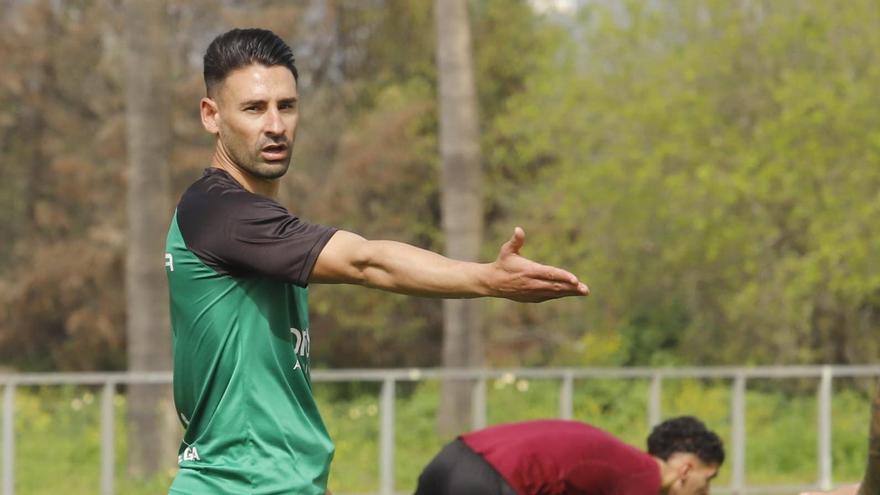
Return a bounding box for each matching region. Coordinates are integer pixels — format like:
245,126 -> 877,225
310,227 -> 589,302
800,385 -> 880,495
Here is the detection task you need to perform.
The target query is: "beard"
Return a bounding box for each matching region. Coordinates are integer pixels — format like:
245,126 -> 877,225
237,158 -> 290,179
223,138 -> 292,179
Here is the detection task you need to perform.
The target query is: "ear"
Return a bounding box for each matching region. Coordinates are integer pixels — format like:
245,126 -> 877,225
201,97 -> 220,134
677,459 -> 693,483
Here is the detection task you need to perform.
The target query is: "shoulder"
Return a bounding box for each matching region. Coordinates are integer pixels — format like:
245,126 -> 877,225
178,168 -> 275,224
173,168 -> 337,284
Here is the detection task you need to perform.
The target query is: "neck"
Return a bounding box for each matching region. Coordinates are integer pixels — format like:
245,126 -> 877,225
211,141 -> 280,198
656,457 -> 675,495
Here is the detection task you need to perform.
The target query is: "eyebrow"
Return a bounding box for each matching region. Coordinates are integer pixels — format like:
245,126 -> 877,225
240,97 -> 298,107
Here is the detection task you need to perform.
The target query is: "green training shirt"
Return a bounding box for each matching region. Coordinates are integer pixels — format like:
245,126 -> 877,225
164,168 -> 337,494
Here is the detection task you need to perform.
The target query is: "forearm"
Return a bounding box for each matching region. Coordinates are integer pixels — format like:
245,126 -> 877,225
310,228 -> 587,302
354,240 -> 492,298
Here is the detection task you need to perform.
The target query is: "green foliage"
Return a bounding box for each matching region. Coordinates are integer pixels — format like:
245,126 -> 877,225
9,386 -> 173,495
2,0 -> 879,373
487,0 -> 880,365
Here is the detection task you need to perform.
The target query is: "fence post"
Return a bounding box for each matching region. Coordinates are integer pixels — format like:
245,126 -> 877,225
559,370 -> 574,420
731,373 -> 746,495
472,377 -> 487,430
818,366 -> 833,490
380,377 -> 395,495
649,374 -> 662,428
2,383 -> 14,495
101,381 -> 116,495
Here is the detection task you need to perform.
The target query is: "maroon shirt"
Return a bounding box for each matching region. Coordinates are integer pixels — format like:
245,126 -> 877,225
461,420 -> 661,495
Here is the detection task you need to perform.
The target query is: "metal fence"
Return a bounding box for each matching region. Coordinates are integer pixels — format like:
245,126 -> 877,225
2,365 -> 878,495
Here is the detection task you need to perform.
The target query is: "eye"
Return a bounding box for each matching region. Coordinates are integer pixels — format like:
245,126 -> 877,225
242,103 -> 266,113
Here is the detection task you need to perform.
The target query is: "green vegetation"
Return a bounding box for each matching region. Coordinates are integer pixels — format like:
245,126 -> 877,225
5,0 -> 880,374
3,381 -> 871,494
7,386 -> 173,495
1,0 -> 879,491
482,0 -> 880,367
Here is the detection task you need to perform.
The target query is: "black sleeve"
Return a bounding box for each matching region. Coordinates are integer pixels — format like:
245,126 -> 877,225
177,186 -> 337,286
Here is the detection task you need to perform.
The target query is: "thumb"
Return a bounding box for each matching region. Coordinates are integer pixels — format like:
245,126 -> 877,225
502,227 -> 526,256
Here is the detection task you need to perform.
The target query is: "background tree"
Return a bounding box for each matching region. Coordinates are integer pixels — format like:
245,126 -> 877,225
122,0 -> 176,477
2,0 -> 880,391
434,0 -> 485,434
488,0 -> 880,366
0,0 -> 129,371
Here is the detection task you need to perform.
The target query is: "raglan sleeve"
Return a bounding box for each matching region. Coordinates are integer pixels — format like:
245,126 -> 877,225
179,192 -> 337,286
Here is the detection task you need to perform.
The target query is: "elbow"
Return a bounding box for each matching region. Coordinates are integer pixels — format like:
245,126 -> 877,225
349,242 -> 381,287
352,242 -> 399,290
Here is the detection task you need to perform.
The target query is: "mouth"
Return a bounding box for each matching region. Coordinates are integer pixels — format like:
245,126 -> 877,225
260,143 -> 289,162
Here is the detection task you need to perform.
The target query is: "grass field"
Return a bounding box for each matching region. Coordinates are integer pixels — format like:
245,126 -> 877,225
1,376 -> 873,494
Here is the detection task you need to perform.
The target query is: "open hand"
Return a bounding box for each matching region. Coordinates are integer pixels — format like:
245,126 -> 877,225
489,227 -> 590,302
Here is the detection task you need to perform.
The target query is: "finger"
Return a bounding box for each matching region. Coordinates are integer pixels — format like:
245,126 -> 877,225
503,227 -> 525,256
533,263 -> 581,286
551,276 -> 589,295
514,288 -> 586,303
555,269 -> 580,285
528,263 -> 590,295
525,278 -> 587,295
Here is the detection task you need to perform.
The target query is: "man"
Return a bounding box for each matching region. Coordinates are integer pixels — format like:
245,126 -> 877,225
800,388 -> 880,495
414,416 -> 724,495
164,28 -> 589,495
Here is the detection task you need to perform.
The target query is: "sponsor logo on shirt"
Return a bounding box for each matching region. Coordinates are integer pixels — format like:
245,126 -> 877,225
178,446 -> 200,464
164,253 -> 174,272
290,327 -> 310,371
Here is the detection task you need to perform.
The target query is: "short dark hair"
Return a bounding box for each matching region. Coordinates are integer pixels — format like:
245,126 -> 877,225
647,416 -> 725,465
203,28 -> 299,96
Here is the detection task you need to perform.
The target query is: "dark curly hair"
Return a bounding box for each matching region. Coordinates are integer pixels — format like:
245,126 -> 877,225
647,416 -> 725,465
203,28 -> 299,97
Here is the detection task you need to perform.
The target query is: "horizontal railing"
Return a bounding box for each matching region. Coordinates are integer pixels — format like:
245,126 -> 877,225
2,365 -> 879,495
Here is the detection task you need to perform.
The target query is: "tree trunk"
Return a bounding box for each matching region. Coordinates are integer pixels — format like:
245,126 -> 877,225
434,0 -> 484,436
123,0 -> 176,477
16,1 -> 51,240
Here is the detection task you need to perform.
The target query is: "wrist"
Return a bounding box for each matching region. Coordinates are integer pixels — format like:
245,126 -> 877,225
475,262 -> 498,298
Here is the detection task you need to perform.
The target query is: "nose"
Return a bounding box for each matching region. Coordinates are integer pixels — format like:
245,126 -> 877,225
264,107 -> 285,136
